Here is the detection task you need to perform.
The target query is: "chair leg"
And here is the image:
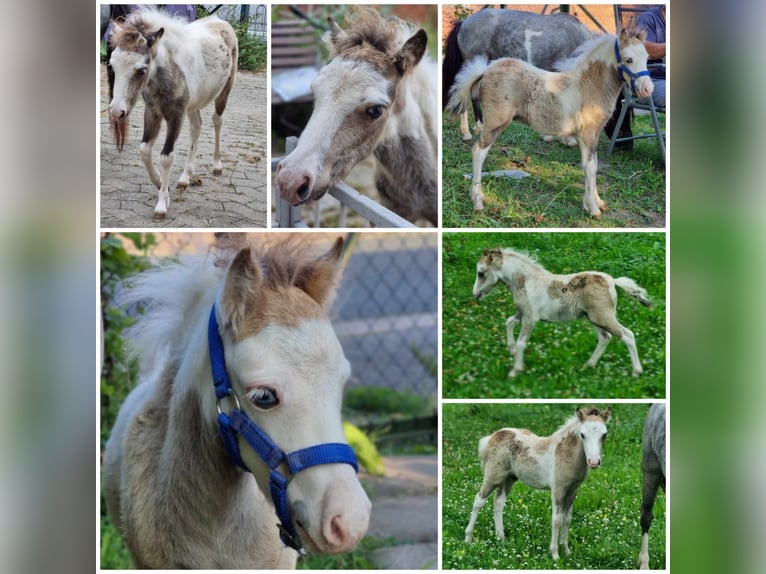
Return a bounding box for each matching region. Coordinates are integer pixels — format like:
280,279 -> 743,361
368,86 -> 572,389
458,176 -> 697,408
607,93 -> 631,156
648,98 -> 666,164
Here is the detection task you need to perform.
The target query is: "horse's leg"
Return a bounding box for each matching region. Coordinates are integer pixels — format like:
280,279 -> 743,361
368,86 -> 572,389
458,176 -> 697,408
471,122 -> 511,211
465,478 -> 497,543
578,137 -> 604,218
460,110 -> 472,140
212,66 -> 236,177
505,313 -> 520,354
509,315 -> 535,378
492,476 -> 516,543
589,312 -> 643,376
559,486 -> 579,557
585,325 -> 612,368
139,107 -> 163,189
153,112 -> 185,220
638,469 -> 663,569
177,108 -> 202,189
549,489 -> 563,560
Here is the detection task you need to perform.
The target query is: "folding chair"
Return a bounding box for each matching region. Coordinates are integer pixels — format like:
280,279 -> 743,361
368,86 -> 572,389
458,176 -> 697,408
606,5 -> 666,162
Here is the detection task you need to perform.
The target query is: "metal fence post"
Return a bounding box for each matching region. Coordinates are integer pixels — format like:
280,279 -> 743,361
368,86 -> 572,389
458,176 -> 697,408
277,136 -> 305,228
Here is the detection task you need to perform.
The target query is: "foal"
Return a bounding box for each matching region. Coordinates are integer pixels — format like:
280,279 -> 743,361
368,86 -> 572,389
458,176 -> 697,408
473,248 -> 652,377
446,29 -> 653,217
639,403 -> 666,569
276,8 -> 438,226
464,407 -> 611,560
108,8 -> 238,220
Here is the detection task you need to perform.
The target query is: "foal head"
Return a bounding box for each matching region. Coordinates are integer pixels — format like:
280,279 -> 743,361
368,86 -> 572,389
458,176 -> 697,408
473,248 -> 504,300
108,13 -> 165,151
615,28 -> 653,99
575,407 -> 611,469
216,238 -> 370,554
276,9 -> 429,205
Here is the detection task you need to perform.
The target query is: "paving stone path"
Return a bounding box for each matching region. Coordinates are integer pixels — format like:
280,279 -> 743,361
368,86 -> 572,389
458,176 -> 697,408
361,455 -> 439,569
99,64 -> 268,228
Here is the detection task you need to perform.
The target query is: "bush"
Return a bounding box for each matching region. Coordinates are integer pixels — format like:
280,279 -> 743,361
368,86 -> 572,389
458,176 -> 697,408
234,18 -> 266,72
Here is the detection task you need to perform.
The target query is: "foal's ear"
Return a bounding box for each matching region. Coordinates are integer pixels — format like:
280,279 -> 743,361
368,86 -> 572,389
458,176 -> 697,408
221,247 -> 262,336
295,237 -> 344,309
394,29 -> 427,76
327,18 -> 348,47
145,27 -> 164,49
600,407 -> 612,422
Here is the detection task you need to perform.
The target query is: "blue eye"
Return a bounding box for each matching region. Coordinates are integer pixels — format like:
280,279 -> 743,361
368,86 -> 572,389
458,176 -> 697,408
247,387 -> 279,410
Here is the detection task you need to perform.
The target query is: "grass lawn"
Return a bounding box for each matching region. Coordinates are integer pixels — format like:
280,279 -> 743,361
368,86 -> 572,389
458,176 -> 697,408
442,232 -> 666,399
441,403 -> 667,570
441,110 -> 666,228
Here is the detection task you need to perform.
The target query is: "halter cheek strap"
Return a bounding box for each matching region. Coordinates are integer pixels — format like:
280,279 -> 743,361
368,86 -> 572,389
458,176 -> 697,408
208,305 -> 359,554
614,39 -> 651,95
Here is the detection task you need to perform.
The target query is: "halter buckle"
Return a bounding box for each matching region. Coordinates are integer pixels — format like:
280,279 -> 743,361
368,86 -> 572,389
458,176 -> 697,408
216,387 -> 241,416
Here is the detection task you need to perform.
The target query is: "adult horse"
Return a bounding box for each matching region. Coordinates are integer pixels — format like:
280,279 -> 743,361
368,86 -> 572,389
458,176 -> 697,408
443,8 -> 593,140
102,237 -> 371,568
108,7 -> 237,221
446,29 -> 653,217
464,407 -> 611,560
472,247 -> 652,378
638,403 -> 666,569
276,8 -> 438,226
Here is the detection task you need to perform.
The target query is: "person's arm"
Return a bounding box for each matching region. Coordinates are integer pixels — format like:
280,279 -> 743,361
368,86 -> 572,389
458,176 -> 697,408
643,40 -> 665,60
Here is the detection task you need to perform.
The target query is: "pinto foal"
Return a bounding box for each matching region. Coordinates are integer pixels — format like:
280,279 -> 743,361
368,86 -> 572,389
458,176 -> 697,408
464,407 -> 611,560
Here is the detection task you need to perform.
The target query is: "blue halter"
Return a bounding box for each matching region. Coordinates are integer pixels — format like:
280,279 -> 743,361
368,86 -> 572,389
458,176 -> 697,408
614,39 -> 651,95
208,305 -> 359,554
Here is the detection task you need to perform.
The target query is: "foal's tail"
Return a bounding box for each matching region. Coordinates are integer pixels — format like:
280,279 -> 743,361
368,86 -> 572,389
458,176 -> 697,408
445,56 -> 489,122
614,277 -> 653,307
478,435 -> 492,472
442,19 -> 464,110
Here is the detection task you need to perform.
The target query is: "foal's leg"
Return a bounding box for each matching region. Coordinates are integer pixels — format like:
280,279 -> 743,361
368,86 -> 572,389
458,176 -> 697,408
471,121 -> 512,211
153,112 -> 185,220
460,110 -> 472,141
212,68 -> 236,177
177,109 -> 202,189
558,487 -> 579,558
549,488 -> 564,560
585,325 -> 613,368
578,137 -> 605,218
492,476 -> 516,542
638,469 -> 664,569
506,313 -> 520,354
509,315 -> 535,378
589,312 -> 643,376
139,107 -> 163,190
618,323 -> 643,376
465,478 -> 499,543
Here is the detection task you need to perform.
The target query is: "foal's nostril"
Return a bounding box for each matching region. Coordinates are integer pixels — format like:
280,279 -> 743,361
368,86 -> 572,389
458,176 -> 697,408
297,180 -> 311,201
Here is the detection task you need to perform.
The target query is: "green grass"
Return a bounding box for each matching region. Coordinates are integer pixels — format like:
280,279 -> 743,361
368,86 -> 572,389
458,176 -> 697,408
442,110 -> 666,228
442,232 -> 666,398
442,403 -> 666,570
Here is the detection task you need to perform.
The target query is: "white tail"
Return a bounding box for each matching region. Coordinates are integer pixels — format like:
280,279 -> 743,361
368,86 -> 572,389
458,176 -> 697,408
446,56 -> 490,117
478,435 -> 491,471
614,277 -> 652,307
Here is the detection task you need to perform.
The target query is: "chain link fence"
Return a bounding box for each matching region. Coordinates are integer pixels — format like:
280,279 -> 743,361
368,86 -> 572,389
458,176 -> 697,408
332,233 -> 438,400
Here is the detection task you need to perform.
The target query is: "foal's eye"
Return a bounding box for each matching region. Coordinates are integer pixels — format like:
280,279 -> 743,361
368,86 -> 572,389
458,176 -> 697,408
136,67 -> 147,76
580,432 -> 586,439
366,105 -> 385,119
625,57 -> 633,64
477,271 -> 485,279
247,387 -> 280,410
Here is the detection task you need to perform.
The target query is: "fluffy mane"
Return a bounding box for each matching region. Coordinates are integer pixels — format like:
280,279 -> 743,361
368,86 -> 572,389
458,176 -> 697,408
501,248 -> 544,271
324,7 -> 420,58
122,237 -> 342,377
552,33 -> 614,72
109,7 -> 189,51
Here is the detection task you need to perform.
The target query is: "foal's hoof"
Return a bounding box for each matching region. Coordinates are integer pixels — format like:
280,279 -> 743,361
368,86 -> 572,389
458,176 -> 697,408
176,182 -> 188,190
153,211 -> 166,222
213,168 -> 223,176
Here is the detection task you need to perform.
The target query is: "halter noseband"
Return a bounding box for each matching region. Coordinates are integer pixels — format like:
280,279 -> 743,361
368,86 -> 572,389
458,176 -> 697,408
208,305 -> 359,555
614,39 -> 651,95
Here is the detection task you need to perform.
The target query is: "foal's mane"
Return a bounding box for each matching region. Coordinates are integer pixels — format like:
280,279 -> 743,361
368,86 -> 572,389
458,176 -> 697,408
110,7 -> 188,51
123,237 -> 340,370
500,248 -> 544,271
554,28 -> 645,72
326,7 -> 419,59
